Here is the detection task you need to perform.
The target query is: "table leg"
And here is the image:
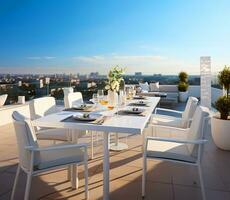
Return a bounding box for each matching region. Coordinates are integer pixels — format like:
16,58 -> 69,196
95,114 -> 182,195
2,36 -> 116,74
103,132 -> 110,200
71,129 -> 79,188
91,131 -> 94,159
109,133 -> 128,151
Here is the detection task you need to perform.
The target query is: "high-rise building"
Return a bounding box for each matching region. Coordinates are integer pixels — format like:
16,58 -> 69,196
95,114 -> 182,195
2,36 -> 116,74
135,72 -> 142,76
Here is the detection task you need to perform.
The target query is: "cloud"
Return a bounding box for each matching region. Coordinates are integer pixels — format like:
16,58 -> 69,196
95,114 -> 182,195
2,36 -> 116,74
3,54 -> 202,75
72,55 -> 168,64
69,54 -> 202,74
72,55 -> 105,62
44,56 -> 56,59
27,56 -> 41,60
26,56 -> 56,60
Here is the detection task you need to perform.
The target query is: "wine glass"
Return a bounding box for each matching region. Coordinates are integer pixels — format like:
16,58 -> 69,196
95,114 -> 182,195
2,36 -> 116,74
92,93 -> 98,104
97,89 -> 104,102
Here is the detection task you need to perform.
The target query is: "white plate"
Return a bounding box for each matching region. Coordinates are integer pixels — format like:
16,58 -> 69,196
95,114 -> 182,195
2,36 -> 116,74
122,108 -> 144,114
73,113 -> 102,121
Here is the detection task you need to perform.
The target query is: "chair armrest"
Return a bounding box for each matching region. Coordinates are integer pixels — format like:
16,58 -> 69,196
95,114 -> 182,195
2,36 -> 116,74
25,143 -> 88,152
148,123 -> 189,132
155,107 -> 183,115
146,136 -> 207,145
31,114 -> 43,120
147,124 -> 190,140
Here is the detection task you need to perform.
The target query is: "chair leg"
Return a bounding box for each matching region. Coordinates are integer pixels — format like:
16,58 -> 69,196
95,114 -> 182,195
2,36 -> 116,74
10,165 -> 21,200
198,164 -> 206,200
142,155 -> 147,197
91,131 -> 94,159
96,131 -> 99,145
84,161 -> 89,200
67,165 -> 71,181
24,174 -> 32,200
71,164 -> 78,189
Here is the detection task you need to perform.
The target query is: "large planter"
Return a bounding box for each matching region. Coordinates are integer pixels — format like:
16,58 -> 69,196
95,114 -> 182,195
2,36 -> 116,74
211,116 -> 230,150
179,91 -> 188,102
108,90 -> 118,106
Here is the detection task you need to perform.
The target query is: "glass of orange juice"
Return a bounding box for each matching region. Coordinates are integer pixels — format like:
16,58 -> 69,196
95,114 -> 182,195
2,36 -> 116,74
99,99 -> 108,105
107,105 -> 114,110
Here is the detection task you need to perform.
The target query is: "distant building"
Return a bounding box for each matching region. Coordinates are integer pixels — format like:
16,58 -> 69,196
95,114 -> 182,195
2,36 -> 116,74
89,72 -> 99,79
135,72 -> 142,76
87,82 -> 97,88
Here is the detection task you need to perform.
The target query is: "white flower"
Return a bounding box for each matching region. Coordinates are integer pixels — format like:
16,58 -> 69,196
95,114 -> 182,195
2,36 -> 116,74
105,85 -> 110,90
105,66 -> 125,91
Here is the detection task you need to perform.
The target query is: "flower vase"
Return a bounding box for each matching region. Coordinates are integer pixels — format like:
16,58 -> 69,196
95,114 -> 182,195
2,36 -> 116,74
108,90 -> 118,106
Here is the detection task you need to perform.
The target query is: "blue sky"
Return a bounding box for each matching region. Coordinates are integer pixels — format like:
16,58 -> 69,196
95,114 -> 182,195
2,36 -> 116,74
0,0 -> 230,74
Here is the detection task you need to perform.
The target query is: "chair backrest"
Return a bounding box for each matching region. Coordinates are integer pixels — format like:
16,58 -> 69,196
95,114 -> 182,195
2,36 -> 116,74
181,97 -> 199,127
31,97 -> 57,119
64,92 -> 83,108
0,94 -> 8,106
159,85 -> 178,92
12,111 -> 40,170
186,106 -> 209,157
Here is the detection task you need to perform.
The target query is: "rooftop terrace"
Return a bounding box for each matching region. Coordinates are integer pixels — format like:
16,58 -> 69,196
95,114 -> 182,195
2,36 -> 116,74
1,103 -> 230,200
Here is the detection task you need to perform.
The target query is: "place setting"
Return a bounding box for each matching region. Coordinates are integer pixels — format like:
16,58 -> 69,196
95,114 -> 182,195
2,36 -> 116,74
61,112 -> 108,125
116,107 -> 147,117
132,95 -> 147,100
128,100 -> 150,107
63,103 -> 96,112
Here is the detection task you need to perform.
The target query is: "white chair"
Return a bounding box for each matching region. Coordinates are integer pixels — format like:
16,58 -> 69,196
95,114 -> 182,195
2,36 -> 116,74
152,96 -> 198,128
64,92 -> 95,159
31,96 -> 70,142
11,111 -> 89,200
64,92 -> 83,108
31,96 -> 60,118
142,106 -> 210,200
0,94 -> 7,106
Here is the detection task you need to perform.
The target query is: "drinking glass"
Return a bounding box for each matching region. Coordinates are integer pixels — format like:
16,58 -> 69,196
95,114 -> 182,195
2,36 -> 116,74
100,96 -> 109,106
97,89 -> 104,100
92,93 -> 98,104
126,87 -> 132,100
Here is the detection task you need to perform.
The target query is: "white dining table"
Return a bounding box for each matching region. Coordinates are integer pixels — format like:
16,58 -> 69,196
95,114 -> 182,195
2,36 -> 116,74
32,97 -> 160,200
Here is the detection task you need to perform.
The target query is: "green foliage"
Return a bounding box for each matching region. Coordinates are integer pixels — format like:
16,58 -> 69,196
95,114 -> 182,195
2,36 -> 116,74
178,81 -> 189,92
218,66 -> 230,97
178,71 -> 189,92
178,71 -> 188,82
215,96 -> 230,120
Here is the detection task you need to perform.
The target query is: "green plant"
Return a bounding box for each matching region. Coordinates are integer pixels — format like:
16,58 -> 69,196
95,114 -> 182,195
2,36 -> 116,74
178,71 -> 189,92
105,66 -> 125,92
178,81 -> 189,92
215,96 -> 230,120
178,71 -> 188,82
215,66 -> 230,120
218,66 -> 230,97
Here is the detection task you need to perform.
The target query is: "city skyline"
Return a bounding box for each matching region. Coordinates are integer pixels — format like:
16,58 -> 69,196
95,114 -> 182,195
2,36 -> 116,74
1,0 -> 230,74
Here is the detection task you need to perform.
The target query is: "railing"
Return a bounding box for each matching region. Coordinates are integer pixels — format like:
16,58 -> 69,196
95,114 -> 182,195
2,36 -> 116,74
0,80 -> 223,106
0,81 -> 99,105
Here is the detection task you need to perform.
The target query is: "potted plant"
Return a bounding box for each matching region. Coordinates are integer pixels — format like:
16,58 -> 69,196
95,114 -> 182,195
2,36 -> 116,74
105,66 -> 125,106
178,71 -> 189,102
211,66 -> 230,150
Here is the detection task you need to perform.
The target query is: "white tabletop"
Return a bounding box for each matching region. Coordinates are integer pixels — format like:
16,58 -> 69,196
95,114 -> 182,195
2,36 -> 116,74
32,97 -> 160,135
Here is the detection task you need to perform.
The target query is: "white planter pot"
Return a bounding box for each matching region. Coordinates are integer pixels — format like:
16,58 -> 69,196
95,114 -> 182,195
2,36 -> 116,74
108,90 -> 118,106
179,91 -> 188,102
211,116 -> 230,150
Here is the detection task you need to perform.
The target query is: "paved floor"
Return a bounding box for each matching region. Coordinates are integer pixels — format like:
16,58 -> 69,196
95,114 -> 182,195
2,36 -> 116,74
1,105 -> 230,200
